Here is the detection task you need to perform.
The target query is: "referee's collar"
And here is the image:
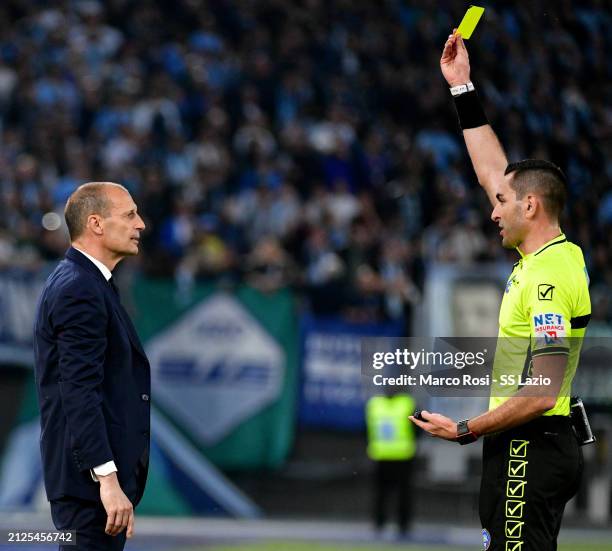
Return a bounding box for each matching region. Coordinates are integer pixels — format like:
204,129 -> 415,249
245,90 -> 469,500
517,233 -> 567,259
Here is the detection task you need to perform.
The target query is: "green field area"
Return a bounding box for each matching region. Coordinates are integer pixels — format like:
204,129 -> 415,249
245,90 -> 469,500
181,542 -> 612,551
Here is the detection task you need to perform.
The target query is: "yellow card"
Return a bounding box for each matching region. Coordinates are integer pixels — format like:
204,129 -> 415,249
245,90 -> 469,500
456,5 -> 485,39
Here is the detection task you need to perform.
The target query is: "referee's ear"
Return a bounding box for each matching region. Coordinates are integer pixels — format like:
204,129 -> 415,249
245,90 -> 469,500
524,195 -> 538,219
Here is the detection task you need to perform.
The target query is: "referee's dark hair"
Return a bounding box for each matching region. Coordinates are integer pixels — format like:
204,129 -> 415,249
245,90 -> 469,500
504,159 -> 567,219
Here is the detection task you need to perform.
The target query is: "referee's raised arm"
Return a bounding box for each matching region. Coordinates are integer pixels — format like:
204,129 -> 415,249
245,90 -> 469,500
440,31 -> 507,207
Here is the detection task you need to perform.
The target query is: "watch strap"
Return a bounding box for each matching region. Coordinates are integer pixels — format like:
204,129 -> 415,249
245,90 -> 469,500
456,419 -> 479,445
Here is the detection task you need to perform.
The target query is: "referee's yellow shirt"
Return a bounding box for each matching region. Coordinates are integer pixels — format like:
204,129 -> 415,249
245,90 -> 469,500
490,233 -> 591,416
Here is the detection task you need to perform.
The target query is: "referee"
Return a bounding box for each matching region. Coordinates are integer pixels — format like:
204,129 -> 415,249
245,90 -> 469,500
409,31 -> 591,551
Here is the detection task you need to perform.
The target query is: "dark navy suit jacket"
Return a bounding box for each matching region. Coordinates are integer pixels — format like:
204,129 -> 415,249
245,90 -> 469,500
34,247 -> 150,504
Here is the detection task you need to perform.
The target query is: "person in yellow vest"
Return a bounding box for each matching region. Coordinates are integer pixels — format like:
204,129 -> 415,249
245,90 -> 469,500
366,391 -> 417,537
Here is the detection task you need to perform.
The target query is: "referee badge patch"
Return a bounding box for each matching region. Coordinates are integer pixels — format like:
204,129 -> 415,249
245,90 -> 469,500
482,528 -> 491,550
505,275 -> 517,294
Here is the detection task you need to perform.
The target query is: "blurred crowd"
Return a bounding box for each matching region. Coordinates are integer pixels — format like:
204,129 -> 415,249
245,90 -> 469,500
0,0 -> 610,330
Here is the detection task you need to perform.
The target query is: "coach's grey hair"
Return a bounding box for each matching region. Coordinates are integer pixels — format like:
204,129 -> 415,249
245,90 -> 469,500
64,182 -> 128,240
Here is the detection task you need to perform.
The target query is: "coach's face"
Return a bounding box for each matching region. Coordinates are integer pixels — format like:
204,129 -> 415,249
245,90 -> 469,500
490,176 -> 527,249
101,187 -> 145,258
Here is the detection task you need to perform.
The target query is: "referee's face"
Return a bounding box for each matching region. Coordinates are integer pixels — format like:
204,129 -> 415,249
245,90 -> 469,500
491,177 -> 526,249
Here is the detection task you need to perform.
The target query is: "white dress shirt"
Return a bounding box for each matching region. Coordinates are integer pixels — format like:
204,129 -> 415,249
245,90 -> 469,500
72,247 -> 118,481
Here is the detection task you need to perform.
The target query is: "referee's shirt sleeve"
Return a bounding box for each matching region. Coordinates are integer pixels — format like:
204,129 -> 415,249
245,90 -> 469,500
525,275 -> 573,357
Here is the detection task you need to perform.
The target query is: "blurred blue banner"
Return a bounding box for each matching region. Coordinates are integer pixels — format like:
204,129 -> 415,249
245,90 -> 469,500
298,315 -> 402,430
0,269 -> 46,365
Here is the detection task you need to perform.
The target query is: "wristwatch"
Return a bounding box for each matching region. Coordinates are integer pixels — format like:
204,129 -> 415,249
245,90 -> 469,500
450,81 -> 475,96
456,419 -> 479,445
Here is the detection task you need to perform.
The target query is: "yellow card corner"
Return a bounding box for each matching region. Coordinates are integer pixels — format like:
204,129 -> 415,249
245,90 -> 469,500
457,5 -> 485,40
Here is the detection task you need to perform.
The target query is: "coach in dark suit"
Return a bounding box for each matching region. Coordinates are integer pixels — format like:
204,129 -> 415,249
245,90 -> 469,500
34,182 -> 150,550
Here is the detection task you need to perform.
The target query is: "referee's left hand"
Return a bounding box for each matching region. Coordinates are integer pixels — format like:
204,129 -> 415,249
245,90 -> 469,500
409,410 -> 457,441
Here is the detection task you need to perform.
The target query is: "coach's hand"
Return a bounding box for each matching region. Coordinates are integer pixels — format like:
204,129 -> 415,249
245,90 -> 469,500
409,410 -> 457,441
99,472 -> 134,538
440,29 -> 471,87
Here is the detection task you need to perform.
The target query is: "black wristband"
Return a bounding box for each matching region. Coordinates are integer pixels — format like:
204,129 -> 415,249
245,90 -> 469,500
453,89 -> 489,130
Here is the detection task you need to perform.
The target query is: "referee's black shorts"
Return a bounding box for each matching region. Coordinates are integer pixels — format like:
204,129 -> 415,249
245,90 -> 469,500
479,416 -> 583,551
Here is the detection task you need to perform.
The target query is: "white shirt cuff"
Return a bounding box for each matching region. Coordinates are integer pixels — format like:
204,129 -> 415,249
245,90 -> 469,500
90,461 -> 118,482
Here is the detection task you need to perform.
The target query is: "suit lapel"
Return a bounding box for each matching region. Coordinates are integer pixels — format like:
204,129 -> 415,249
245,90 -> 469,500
110,293 -> 148,361
66,247 -> 148,362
